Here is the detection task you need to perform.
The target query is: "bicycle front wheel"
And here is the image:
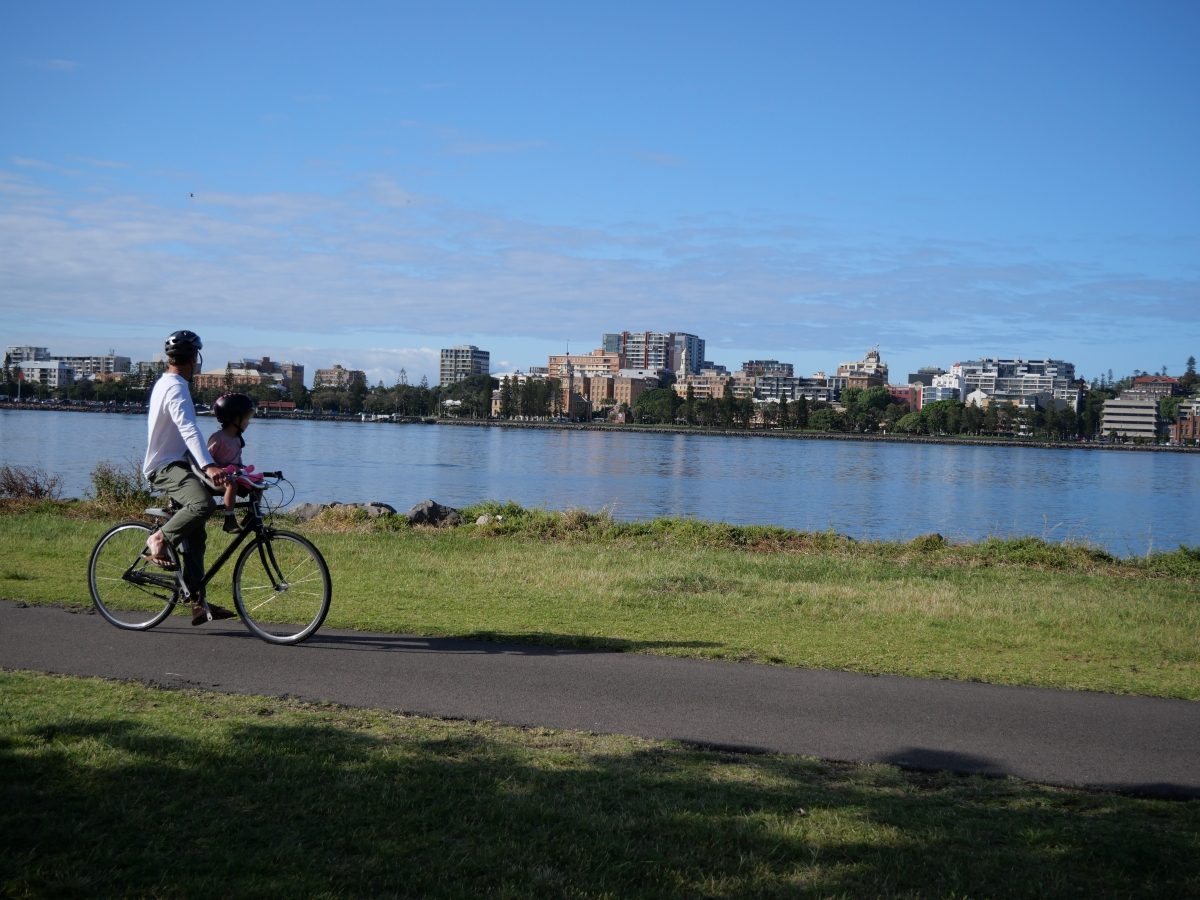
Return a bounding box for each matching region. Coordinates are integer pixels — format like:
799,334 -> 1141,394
232,530 -> 331,645
88,521 -> 178,630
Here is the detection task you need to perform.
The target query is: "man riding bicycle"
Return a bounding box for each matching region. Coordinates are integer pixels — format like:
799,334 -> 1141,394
142,330 -> 238,626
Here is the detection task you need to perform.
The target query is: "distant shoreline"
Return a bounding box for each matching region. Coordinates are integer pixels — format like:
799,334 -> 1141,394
6,401 -> 1197,454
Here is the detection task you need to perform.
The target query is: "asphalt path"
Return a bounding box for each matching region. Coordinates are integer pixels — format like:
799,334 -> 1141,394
2,600 -> 1197,798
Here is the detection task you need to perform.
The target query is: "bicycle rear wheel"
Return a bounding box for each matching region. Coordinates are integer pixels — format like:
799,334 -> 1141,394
232,530 -> 331,645
88,521 -> 179,630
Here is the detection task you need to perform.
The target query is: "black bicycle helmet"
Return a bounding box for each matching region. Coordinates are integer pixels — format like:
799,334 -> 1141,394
214,392 -> 255,426
164,330 -> 203,358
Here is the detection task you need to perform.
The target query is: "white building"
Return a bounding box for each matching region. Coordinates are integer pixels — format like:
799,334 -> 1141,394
958,357 -> 1080,411
439,345 -> 490,385
51,353 -> 132,378
6,346 -> 51,363
922,370 -> 965,405
19,360 -> 74,388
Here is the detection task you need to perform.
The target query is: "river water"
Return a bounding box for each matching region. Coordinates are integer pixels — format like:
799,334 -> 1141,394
2,408 -> 1197,554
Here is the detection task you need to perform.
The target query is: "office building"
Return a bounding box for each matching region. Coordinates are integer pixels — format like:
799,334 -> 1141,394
439,345 -> 490,385
1101,394 -> 1161,440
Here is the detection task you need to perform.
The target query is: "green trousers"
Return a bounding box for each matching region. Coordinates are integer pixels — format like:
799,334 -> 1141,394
149,461 -> 217,589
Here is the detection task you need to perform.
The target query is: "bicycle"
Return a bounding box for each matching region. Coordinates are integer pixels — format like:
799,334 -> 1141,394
87,465 -> 331,645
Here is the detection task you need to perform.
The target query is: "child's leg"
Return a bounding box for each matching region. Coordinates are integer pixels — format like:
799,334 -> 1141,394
221,482 -> 240,532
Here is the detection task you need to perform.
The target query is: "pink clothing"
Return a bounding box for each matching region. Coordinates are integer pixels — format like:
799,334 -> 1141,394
207,429 -> 244,469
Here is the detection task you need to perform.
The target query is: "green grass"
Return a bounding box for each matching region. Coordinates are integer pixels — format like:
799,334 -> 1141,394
2,670 -> 1197,898
3,505 -> 1199,699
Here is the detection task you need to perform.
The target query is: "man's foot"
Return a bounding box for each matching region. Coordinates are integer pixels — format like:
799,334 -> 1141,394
222,514 -> 241,534
143,530 -> 176,568
191,603 -> 238,626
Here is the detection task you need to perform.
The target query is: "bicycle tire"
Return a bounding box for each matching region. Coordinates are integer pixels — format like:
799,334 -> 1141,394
231,530 -> 331,645
88,521 -> 178,630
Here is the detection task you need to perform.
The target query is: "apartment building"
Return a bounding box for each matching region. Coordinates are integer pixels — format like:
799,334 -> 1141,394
603,332 -> 705,376
741,360 -> 794,377
1101,394 -> 1161,440
921,371 -> 965,405
547,350 -> 620,379
439,345 -> 490,385
51,353 -> 131,378
5,346 -> 130,378
5,346 -> 50,363
958,358 -> 1080,411
18,360 -> 74,388
312,364 -> 366,389
673,372 -> 734,400
838,348 -> 888,387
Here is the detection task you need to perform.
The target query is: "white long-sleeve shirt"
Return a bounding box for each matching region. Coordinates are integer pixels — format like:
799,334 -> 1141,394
143,373 -> 216,476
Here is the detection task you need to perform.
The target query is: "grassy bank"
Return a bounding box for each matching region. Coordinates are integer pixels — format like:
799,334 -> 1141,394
2,671 -> 1197,898
3,502 -> 1199,699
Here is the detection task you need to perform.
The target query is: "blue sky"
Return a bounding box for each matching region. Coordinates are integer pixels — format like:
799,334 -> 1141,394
2,1 -> 1197,386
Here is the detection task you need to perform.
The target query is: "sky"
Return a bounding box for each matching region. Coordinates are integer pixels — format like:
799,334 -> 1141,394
1,1 -> 1197,387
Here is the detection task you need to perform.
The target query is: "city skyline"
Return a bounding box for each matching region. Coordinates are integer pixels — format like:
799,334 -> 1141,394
2,2 -> 1197,385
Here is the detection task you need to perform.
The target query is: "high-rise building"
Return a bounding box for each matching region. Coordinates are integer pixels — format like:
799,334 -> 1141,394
439,345 -> 490,385
603,332 -> 705,376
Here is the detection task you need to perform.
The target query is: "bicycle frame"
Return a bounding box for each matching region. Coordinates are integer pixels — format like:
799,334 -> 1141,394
128,474 -> 289,620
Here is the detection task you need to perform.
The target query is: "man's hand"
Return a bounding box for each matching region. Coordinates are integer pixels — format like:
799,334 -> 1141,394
204,464 -> 229,487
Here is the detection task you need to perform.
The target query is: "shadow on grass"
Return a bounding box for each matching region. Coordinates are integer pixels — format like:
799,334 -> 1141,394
4,710 -> 1199,898
304,629 -> 723,655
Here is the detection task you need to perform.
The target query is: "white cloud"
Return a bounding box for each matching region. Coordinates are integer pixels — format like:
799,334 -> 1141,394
0,167 -> 1195,378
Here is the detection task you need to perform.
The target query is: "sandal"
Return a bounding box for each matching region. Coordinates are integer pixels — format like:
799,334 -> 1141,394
142,552 -> 178,571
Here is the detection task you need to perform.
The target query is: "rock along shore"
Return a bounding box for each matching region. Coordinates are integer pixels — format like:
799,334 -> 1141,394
6,402 -> 1197,454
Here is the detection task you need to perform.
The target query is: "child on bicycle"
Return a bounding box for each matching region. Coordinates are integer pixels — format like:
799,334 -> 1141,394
208,393 -> 264,533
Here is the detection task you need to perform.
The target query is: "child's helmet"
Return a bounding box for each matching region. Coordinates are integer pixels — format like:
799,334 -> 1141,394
214,393 -> 255,425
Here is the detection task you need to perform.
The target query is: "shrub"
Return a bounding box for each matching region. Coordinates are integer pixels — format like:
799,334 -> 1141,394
0,465 -> 63,500
88,458 -> 154,511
